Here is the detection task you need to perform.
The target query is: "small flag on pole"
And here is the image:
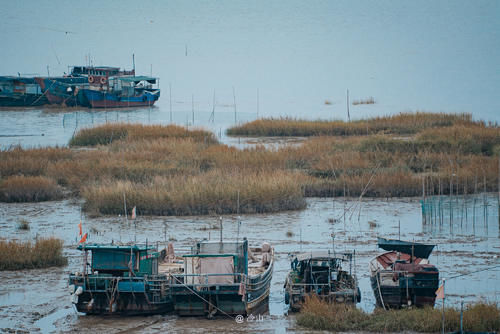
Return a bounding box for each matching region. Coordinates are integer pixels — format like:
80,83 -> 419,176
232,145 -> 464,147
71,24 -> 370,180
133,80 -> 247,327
131,206 -> 137,219
78,221 -> 82,236
435,283 -> 445,300
79,232 -> 88,244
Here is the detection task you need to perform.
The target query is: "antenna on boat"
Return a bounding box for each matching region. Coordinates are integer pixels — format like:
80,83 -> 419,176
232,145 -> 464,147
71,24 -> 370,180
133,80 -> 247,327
331,233 -> 335,257
237,216 -> 241,245
398,220 -> 401,240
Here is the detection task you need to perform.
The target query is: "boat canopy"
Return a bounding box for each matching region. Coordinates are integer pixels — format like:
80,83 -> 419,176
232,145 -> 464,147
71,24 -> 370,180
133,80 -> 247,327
377,237 -> 435,259
117,76 -> 157,84
77,243 -> 155,252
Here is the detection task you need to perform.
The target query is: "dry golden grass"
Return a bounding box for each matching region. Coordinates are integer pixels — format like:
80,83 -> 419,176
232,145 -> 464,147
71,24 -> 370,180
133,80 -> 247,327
82,170 -> 306,216
0,238 -> 67,270
296,295 -> 500,332
0,175 -> 63,202
69,123 -> 217,146
227,112 -> 476,137
0,117 -> 498,215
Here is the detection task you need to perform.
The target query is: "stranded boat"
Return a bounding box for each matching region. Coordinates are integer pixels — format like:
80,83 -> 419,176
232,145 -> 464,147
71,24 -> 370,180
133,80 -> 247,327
370,238 -> 439,309
68,243 -> 173,315
167,239 -> 274,317
81,75 -> 160,108
284,251 -> 361,312
0,76 -> 47,107
69,239 -> 273,317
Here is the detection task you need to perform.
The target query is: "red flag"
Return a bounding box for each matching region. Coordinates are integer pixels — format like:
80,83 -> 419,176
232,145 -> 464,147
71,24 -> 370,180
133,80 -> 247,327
435,284 -> 444,300
131,206 -> 137,219
79,233 -> 88,244
78,221 -> 82,236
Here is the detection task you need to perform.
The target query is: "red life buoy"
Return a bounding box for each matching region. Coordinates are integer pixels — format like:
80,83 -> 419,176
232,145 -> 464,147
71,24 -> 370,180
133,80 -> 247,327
100,77 -> 107,85
88,75 -> 94,83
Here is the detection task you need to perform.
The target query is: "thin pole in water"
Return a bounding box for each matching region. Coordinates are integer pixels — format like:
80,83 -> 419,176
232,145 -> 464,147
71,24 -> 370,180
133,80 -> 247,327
169,84 -> 172,123
441,278 -> 446,334
192,94 -> 194,125
233,86 -> 237,124
257,88 -> 259,118
219,216 -> 223,242
346,89 -> 350,122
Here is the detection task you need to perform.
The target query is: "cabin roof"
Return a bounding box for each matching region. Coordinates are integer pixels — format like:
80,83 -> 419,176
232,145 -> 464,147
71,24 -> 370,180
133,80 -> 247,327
77,243 -> 154,251
294,251 -> 341,261
115,76 -> 157,83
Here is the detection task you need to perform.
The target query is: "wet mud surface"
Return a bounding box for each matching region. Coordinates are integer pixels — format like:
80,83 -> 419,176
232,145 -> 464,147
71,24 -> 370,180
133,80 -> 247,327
1,196 -> 499,333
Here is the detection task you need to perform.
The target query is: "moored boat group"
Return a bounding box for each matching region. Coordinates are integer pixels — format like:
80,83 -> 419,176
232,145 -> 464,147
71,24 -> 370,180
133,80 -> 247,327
0,65 -> 160,108
68,235 -> 439,318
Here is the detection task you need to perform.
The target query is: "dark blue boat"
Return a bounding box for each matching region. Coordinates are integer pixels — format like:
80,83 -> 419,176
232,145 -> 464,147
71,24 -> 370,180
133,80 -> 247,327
0,76 -> 48,107
68,243 -> 173,315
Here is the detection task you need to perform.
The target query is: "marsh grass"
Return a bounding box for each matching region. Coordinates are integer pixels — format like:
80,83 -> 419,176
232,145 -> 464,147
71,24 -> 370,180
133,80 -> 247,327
297,295 -> 500,332
82,170 -> 306,216
0,238 -> 67,270
1,117 -> 498,215
69,123 -> 217,147
227,112 -> 477,137
0,175 -> 63,202
352,96 -> 375,105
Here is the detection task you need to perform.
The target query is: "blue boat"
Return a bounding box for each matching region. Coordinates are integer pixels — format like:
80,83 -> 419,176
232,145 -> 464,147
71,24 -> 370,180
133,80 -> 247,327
68,243 -> 173,315
35,66 -> 135,107
81,76 -> 160,108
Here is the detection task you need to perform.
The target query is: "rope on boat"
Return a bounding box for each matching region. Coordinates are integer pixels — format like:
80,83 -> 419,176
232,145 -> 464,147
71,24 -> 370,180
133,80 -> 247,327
375,272 -> 387,310
168,273 -> 238,321
30,78 -> 57,106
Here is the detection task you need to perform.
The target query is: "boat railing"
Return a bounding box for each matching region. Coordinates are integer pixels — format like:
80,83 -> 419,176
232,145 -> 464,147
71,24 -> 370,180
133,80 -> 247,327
169,272 -> 246,286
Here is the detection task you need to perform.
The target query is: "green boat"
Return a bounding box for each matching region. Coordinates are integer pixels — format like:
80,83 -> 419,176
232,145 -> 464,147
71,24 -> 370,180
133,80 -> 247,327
68,243 -> 173,315
168,239 -> 274,317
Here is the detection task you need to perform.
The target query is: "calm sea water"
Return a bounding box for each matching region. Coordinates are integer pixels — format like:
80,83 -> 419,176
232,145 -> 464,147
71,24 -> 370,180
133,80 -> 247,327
0,0 -> 499,148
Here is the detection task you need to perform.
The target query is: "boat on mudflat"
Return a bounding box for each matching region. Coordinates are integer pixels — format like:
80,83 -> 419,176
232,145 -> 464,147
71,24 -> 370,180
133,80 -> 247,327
0,76 -> 48,107
284,251 -> 360,312
167,239 -> 274,317
370,238 -> 439,309
81,75 -> 160,108
68,243 -> 173,315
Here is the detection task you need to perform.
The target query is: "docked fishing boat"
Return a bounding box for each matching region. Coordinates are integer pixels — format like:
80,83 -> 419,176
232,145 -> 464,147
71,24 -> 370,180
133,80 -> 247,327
81,75 -> 160,108
0,76 -> 48,107
35,66 -> 135,107
284,251 -> 361,312
370,238 -> 439,309
68,243 -> 173,315
167,239 -> 274,317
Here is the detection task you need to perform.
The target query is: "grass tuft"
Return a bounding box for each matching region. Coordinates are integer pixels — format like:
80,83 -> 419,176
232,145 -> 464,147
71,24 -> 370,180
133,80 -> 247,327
17,219 -> 30,230
296,296 -> 500,332
0,238 -> 67,270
